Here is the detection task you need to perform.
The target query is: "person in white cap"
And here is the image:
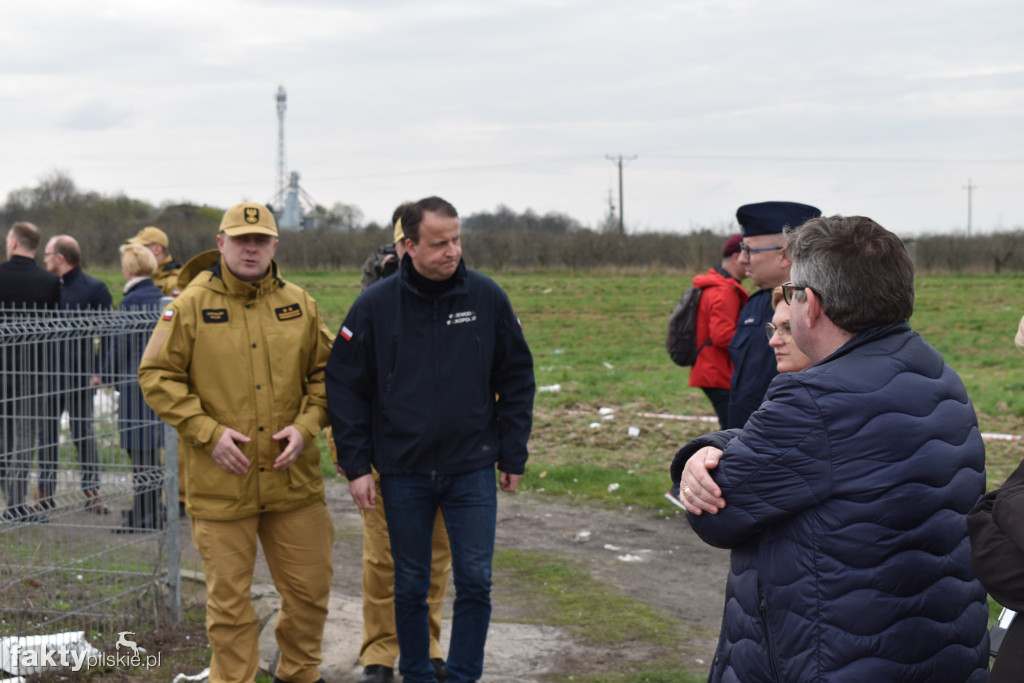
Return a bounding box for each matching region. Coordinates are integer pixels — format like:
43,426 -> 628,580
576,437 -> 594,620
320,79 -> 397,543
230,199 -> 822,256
139,202 -> 334,683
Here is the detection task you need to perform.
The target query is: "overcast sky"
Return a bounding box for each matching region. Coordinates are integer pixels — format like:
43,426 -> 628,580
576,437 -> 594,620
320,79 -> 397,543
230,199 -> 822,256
3,0 -> 1021,235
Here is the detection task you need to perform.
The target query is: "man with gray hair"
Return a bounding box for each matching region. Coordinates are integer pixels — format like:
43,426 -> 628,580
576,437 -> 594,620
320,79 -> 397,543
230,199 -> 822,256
675,215 -> 989,681
40,234 -> 113,513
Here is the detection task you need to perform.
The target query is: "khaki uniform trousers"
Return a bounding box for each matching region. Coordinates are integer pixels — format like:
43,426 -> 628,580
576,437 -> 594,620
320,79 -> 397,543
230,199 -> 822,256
361,472 -> 452,667
191,502 -> 334,683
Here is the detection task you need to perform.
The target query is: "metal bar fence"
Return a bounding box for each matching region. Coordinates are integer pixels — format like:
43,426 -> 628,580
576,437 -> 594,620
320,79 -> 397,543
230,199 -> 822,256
0,304 -> 179,659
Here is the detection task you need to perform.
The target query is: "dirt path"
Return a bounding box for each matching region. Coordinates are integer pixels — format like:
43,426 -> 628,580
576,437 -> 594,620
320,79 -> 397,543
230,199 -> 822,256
181,479 -> 730,681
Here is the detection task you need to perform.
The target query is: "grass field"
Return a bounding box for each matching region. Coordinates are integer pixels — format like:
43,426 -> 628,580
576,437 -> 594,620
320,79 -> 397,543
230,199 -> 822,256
96,266 -> 1024,508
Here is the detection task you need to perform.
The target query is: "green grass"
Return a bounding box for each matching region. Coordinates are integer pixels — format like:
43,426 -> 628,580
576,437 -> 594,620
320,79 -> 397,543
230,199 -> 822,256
93,267 -> 1024,503
493,548 -> 706,682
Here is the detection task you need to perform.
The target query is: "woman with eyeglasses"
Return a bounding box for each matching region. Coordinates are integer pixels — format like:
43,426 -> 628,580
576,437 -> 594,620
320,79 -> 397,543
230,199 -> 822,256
671,286 -> 812,501
766,286 -> 813,374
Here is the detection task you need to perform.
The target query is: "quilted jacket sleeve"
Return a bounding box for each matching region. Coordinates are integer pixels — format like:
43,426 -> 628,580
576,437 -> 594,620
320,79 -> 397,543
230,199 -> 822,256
687,373 -> 832,549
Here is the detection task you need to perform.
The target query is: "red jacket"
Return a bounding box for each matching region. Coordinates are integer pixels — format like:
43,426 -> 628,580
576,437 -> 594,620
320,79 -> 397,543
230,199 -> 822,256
688,267 -> 749,389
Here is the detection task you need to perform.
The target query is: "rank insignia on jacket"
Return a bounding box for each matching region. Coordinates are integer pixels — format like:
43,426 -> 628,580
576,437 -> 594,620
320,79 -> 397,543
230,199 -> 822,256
202,308 -> 229,323
276,304 -> 303,321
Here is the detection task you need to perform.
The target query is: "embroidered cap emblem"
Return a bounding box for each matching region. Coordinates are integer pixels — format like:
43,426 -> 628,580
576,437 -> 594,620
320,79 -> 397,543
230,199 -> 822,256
244,207 -> 260,224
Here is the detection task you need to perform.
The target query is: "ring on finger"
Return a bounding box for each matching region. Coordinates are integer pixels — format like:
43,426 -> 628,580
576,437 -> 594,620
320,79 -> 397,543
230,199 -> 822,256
683,485 -> 691,495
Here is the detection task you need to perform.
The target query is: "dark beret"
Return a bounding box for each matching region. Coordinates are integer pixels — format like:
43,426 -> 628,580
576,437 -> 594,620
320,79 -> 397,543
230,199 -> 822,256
736,201 -> 821,237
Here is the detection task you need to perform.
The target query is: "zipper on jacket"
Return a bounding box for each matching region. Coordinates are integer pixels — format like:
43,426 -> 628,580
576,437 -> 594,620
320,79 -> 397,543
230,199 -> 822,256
759,590 -> 783,683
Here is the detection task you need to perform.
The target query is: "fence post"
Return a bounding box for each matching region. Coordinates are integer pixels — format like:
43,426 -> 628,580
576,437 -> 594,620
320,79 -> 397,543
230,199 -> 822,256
165,420 -> 181,622
158,295 -> 183,623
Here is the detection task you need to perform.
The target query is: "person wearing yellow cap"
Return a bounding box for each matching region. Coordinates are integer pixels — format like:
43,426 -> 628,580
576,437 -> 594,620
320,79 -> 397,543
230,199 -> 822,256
342,201 -> 453,683
126,226 -> 182,297
139,202 -> 334,683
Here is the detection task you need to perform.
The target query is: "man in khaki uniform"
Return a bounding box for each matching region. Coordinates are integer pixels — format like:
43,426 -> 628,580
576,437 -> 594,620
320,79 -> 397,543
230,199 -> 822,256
139,203 -> 334,683
126,226 -> 182,296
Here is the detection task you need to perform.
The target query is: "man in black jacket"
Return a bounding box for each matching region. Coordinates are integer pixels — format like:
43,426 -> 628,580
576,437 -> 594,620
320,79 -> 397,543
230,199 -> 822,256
326,196 -> 535,683
40,235 -> 113,513
0,222 -> 61,521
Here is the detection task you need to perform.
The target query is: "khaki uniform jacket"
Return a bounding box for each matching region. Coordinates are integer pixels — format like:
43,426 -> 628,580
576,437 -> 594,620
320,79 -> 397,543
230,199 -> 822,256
152,255 -> 183,297
139,254 -> 333,520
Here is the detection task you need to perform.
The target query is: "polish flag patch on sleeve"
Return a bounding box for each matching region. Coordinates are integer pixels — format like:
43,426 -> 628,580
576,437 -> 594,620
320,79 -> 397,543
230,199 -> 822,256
339,325 -> 353,341
162,309 -> 175,321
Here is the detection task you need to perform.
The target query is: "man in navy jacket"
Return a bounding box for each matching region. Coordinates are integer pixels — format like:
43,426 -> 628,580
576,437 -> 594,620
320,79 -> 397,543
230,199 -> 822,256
326,196 -> 534,683
676,215 -> 989,682
40,234 -> 113,513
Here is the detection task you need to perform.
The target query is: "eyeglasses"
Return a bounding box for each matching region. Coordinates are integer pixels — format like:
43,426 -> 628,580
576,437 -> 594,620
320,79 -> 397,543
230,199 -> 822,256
781,281 -> 824,307
764,322 -> 792,341
739,244 -> 783,255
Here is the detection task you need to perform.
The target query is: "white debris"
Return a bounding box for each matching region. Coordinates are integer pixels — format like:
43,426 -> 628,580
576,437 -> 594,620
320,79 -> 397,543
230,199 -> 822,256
617,554 -> 644,563
589,422 -> 601,429
627,426 -> 640,437
538,384 -> 561,393
607,483 -> 620,493
0,632 -> 100,675
602,362 -> 614,369
572,530 -> 592,543
172,668 -> 211,683
598,407 -> 615,415
603,543 -> 622,551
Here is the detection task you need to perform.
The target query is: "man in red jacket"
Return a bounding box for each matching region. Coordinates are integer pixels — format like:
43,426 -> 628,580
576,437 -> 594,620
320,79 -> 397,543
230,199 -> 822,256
688,233 -> 748,428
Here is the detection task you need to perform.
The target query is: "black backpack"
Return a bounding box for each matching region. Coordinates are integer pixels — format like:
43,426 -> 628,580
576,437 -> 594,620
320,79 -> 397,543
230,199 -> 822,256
666,285 -> 710,366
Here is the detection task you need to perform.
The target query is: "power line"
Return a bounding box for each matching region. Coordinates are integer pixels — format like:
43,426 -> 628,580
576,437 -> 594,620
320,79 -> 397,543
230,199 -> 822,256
644,153 -> 1024,165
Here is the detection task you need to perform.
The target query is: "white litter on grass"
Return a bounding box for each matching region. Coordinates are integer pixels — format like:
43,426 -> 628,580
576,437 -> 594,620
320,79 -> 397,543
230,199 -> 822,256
598,407 -> 615,415
0,632 -> 100,676
572,530 -> 592,543
602,362 -> 614,369
603,543 -> 622,551
538,384 -> 561,393
607,483 -> 620,493
617,554 -> 644,563
589,422 -> 601,429
627,426 -> 640,437
172,668 -> 210,683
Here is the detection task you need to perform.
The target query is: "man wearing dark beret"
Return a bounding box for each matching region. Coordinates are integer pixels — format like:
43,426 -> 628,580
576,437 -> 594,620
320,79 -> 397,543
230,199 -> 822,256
725,201 -> 821,428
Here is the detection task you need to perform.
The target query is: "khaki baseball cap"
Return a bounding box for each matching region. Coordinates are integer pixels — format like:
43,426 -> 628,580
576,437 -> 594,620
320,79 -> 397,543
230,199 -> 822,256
219,202 -> 278,237
126,226 -> 169,247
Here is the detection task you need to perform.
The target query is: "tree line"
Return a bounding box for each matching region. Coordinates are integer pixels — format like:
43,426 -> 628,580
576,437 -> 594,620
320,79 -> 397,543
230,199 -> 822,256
3,172 -> 1023,274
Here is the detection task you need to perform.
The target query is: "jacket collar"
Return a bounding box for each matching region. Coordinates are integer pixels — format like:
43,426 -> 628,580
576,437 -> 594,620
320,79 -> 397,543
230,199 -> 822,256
399,255 -> 469,299
819,321 -> 913,365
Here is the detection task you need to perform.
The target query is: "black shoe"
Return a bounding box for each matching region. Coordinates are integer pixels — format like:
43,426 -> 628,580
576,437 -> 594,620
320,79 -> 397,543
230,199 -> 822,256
357,664 -> 394,683
432,658 -> 448,682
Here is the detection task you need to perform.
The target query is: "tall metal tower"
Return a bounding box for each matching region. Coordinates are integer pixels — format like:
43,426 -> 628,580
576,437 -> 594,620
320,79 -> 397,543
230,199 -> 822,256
276,86 -> 287,204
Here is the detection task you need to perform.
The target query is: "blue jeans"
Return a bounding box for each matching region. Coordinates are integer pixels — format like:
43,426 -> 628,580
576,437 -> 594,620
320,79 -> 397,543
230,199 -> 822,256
381,466 -> 497,683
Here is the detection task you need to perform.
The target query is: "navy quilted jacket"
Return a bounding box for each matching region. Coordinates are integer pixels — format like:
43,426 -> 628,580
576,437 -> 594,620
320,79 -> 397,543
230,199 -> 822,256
687,322 -> 989,682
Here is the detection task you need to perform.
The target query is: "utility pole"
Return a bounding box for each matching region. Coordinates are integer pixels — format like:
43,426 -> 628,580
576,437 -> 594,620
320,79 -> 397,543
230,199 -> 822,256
605,154 -> 637,235
963,178 -> 976,238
